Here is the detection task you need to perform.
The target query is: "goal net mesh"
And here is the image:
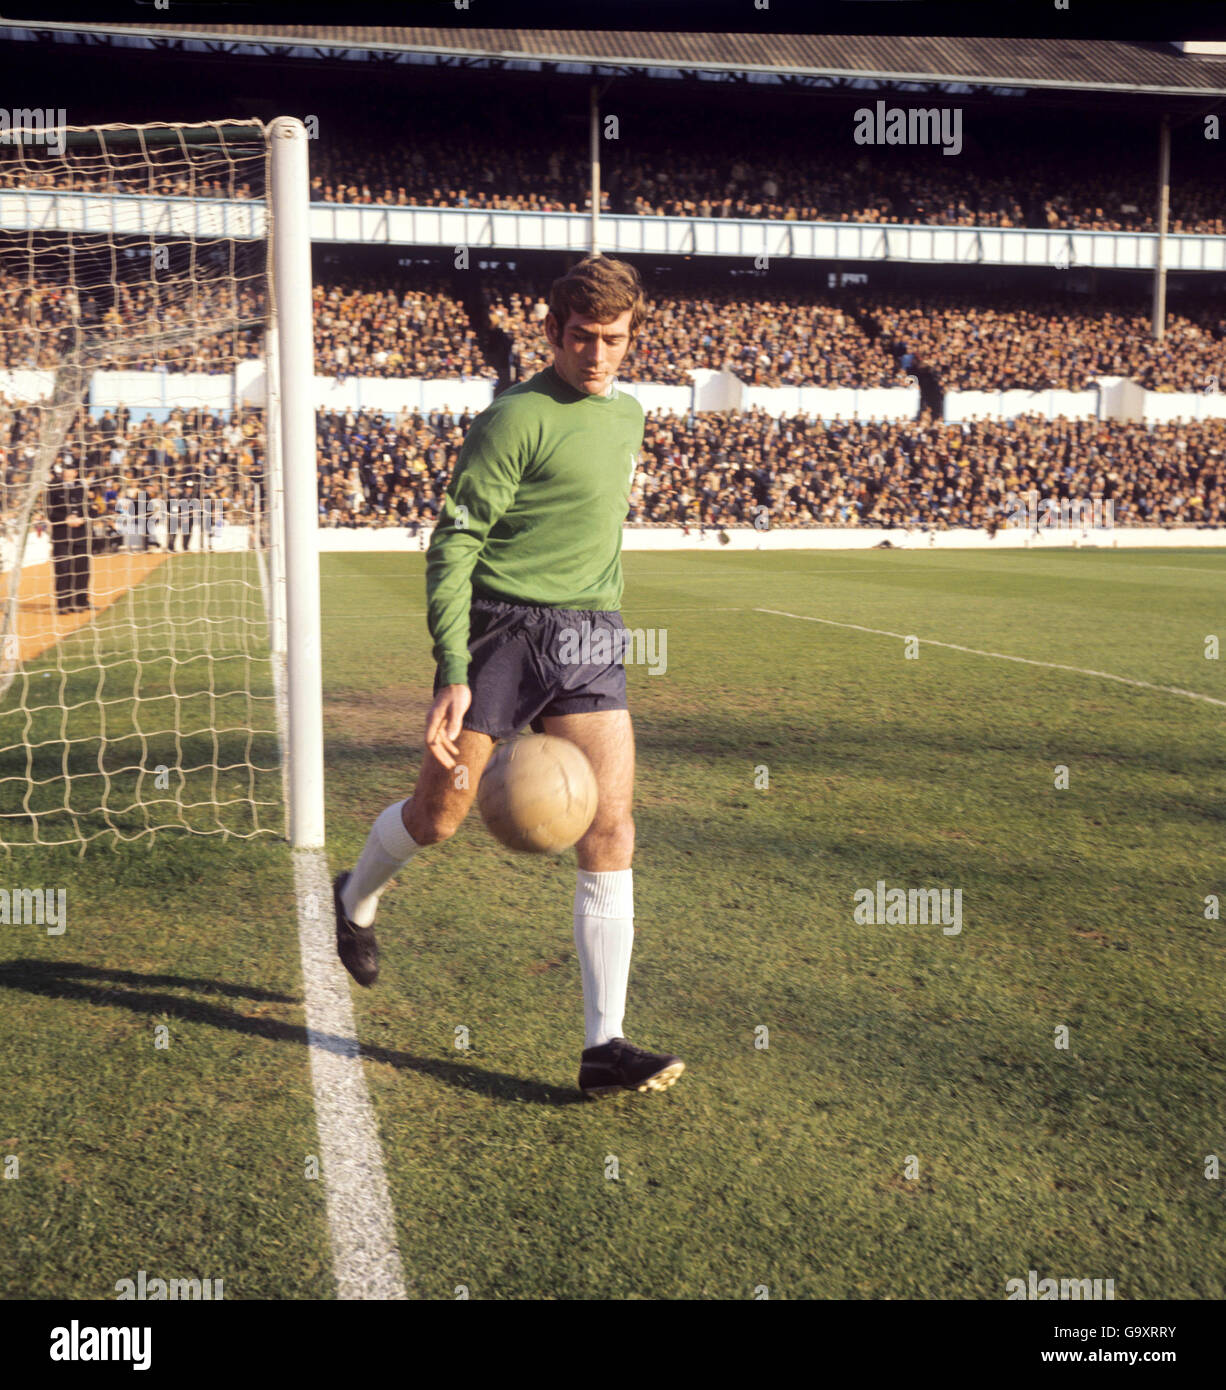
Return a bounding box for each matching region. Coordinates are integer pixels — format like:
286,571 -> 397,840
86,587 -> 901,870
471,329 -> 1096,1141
0,121 -> 285,852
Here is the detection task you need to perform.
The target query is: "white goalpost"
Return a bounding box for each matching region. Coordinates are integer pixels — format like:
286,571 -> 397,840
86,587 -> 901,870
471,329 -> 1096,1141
269,120 -> 325,850
0,116 -> 324,852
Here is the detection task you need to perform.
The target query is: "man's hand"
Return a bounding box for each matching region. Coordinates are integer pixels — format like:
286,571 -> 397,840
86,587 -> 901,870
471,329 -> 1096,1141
425,684 -> 471,770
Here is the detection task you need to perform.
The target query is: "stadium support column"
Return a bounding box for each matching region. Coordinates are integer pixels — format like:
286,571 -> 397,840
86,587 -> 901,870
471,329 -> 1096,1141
270,117 -> 326,849
1152,114 -> 1170,343
590,83 -> 601,257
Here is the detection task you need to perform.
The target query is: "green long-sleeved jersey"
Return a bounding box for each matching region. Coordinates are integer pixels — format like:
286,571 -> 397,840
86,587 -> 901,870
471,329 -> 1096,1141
426,364 -> 645,686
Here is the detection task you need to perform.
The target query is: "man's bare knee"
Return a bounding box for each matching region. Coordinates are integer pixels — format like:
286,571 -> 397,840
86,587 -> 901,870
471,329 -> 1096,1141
403,789 -> 471,845
577,816 -> 634,871
402,800 -> 457,846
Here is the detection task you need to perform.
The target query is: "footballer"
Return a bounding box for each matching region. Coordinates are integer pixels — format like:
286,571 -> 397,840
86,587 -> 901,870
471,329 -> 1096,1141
333,254 -> 685,1100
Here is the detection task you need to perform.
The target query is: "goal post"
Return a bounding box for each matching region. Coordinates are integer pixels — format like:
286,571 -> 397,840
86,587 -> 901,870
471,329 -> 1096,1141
269,117 -> 325,850
0,116 -> 324,852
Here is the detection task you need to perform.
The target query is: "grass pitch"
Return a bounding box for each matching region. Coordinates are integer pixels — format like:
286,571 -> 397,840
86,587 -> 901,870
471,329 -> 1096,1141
2,547 -> 1223,1298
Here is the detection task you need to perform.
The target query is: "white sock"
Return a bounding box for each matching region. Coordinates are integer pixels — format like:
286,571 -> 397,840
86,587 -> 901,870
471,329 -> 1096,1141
573,868 -> 634,1050
341,800 -> 421,927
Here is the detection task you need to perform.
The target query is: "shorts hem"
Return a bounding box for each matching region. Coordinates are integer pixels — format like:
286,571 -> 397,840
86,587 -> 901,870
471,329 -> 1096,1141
536,698 -> 628,717
459,721 -> 506,739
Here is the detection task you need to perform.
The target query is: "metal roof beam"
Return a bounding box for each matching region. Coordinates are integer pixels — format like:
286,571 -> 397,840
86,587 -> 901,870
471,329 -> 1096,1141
4,23 -> 1225,100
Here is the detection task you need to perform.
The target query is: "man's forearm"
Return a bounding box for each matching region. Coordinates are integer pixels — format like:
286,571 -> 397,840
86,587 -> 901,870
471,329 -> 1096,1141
425,524 -> 483,686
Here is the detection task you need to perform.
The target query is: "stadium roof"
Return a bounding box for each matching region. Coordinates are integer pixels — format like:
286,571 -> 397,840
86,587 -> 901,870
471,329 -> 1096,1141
8,25 -> 1226,99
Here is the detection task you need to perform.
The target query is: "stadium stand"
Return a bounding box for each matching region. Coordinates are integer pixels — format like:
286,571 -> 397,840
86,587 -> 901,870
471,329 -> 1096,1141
485,270 -> 909,389
854,291 -> 1226,393
4,105 -> 1225,236
12,402 -> 1221,540
313,276 -> 495,382
1,30 -> 1223,545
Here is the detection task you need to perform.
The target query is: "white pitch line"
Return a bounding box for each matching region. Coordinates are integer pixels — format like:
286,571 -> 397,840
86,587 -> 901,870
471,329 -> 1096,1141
1125,564 -> 1226,575
292,848 -> 408,1301
266,607 -> 406,1300
755,607 -> 1226,709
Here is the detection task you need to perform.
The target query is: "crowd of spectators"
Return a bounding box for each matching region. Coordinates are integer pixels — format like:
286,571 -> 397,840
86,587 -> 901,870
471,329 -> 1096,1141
0,268 -> 264,375
487,272 -> 910,389
0,140 -> 261,201
3,398 -> 1223,545
3,106 -> 1224,235
309,402 -> 1226,532
489,275 -> 1226,395
862,292 -> 1226,394
0,267 -> 494,382
598,138 -> 1224,237
3,262 -> 1223,400
629,409 -> 1226,529
315,402 -> 476,529
314,277 -> 494,381
2,400 -> 263,552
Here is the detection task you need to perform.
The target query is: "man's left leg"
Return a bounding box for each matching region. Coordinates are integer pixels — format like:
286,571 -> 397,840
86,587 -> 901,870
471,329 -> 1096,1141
71,543 -> 91,610
542,708 -> 684,1097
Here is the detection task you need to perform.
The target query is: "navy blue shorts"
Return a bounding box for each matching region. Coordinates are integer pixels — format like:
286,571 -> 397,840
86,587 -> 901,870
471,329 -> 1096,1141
435,598 -> 629,741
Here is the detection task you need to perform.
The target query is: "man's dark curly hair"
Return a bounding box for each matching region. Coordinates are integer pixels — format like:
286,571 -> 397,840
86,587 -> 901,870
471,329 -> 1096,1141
548,254 -> 647,341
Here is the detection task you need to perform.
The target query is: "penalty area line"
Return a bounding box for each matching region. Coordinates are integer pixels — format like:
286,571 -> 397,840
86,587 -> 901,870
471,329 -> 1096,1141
755,607 -> 1226,709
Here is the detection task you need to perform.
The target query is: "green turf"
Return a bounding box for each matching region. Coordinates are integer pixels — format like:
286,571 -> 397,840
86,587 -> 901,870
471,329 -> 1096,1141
324,548 -> 1225,1300
1,548 -> 1223,1298
0,552 -> 325,1298
0,551 -> 282,847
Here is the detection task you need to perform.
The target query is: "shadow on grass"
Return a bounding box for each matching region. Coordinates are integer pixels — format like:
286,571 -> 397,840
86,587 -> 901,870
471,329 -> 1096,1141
0,958 -> 586,1107
321,704 -> 1226,785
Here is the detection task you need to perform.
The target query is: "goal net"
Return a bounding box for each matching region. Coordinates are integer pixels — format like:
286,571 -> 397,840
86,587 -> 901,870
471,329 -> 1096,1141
0,119 -> 316,853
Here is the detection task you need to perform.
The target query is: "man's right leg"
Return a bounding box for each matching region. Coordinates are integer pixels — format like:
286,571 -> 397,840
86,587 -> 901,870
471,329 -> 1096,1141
335,597 -> 555,984
335,730 -> 495,984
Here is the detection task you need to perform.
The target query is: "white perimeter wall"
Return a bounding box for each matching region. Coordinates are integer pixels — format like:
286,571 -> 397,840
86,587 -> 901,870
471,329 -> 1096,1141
13,522 -> 1221,571
942,389 -> 1099,422
944,379 -> 1226,423
0,367 -> 1220,427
